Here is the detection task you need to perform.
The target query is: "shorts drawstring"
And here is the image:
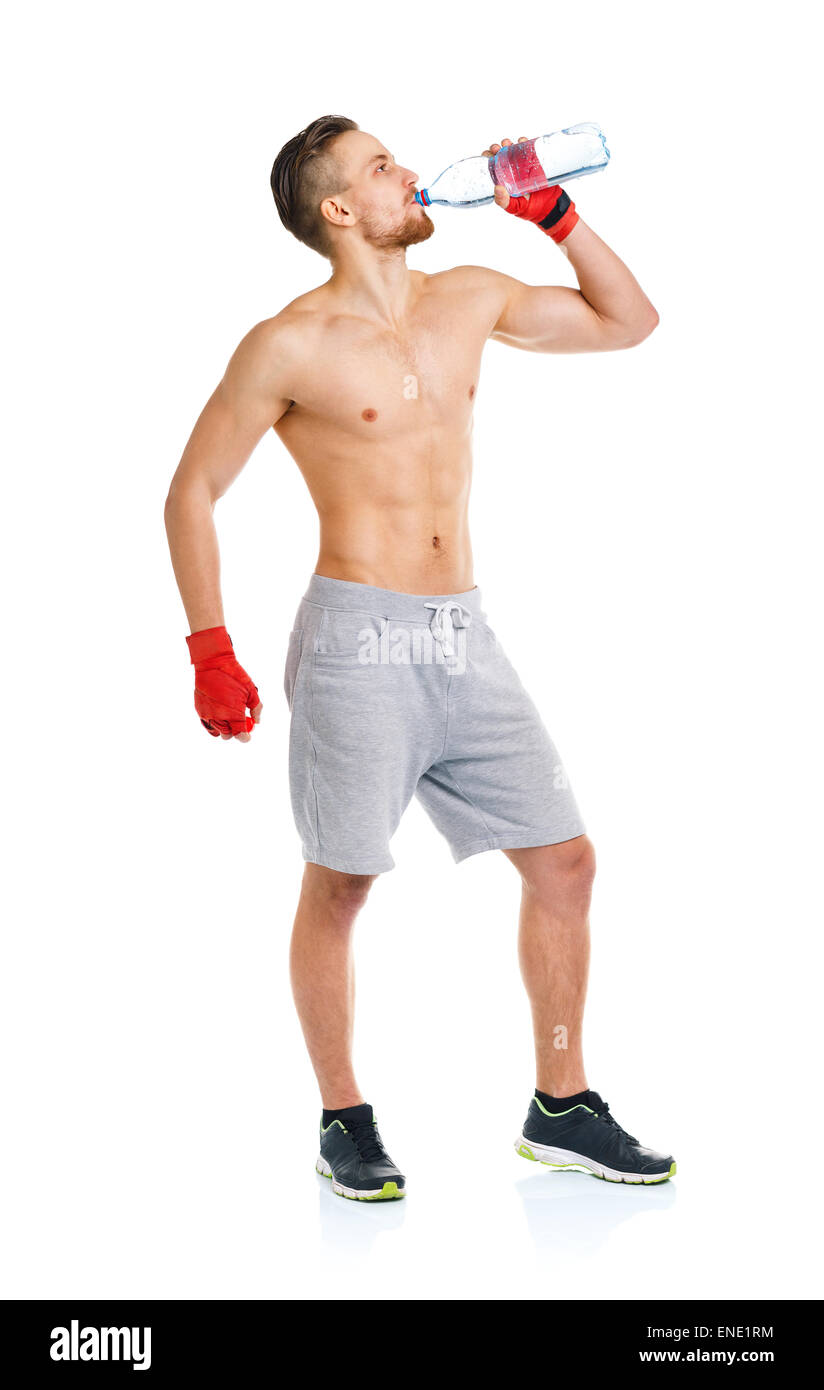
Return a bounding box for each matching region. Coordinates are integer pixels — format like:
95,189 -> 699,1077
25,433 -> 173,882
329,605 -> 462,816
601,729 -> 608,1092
423,600 -> 473,660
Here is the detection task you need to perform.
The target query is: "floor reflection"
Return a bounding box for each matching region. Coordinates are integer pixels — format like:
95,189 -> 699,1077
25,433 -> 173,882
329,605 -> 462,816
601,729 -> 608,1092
517,1167 -> 677,1253
317,1173 -> 407,1253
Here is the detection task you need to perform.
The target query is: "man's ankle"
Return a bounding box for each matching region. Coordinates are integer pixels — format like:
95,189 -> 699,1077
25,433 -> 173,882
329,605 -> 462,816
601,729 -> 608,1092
319,1100 -> 364,1123
535,1086 -> 591,1112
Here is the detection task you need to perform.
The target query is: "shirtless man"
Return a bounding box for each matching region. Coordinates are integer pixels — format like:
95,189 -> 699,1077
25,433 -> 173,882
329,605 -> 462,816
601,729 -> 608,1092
164,115 -> 676,1201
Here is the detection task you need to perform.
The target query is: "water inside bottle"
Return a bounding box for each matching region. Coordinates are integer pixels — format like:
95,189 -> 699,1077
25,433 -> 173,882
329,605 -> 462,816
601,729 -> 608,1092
419,157 -> 495,207
490,126 -> 609,197
417,123 -> 609,207
488,140 -> 548,197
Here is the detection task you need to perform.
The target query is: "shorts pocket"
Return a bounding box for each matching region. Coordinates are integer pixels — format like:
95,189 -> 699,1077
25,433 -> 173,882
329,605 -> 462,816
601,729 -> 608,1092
283,628 -> 304,709
312,609 -> 386,666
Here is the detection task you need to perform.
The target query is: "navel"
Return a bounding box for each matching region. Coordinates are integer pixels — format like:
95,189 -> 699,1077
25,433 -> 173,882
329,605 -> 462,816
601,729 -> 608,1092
432,535 -> 441,549
362,407 -> 378,422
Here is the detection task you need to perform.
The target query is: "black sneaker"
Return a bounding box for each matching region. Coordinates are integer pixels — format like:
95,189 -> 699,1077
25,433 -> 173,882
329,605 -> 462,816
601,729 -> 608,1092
316,1103 -> 406,1201
515,1090 -> 676,1185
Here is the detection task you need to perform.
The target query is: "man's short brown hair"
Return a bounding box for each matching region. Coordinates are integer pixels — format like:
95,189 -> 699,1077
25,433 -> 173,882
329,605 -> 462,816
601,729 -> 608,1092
270,115 -> 359,258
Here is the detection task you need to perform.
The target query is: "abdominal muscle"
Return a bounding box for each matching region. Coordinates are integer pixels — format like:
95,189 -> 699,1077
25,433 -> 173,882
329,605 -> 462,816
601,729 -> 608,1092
316,501 -> 474,596
282,421 -> 476,596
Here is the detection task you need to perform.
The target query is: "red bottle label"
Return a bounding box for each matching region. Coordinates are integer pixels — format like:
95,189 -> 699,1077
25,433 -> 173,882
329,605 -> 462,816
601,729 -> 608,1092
489,139 -> 547,196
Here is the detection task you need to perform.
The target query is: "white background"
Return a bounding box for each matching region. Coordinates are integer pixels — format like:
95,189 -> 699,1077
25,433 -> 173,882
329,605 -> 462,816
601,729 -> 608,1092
3,0 -> 822,1301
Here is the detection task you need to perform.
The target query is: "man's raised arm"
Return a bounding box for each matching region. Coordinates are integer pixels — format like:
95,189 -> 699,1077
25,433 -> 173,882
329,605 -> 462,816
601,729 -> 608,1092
481,136 -> 659,354
164,320 -> 292,740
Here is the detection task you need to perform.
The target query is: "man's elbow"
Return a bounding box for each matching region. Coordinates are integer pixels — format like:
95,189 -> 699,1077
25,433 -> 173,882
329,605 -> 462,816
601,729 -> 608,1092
623,306 -> 660,348
164,483 -> 185,519
164,478 -> 217,521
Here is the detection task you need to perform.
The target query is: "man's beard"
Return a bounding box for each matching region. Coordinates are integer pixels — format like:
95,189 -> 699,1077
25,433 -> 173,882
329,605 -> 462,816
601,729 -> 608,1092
361,204 -> 435,251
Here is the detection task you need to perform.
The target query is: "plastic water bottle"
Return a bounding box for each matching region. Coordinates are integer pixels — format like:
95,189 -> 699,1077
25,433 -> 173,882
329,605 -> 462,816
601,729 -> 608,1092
414,123 -> 609,208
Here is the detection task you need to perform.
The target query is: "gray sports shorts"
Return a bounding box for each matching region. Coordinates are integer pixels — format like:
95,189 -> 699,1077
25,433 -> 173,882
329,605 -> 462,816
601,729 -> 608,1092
282,573 -> 586,874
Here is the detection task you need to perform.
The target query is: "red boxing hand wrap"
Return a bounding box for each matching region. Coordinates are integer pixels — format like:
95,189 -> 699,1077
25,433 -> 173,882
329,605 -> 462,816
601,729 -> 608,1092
186,625 -> 260,738
504,184 -> 579,243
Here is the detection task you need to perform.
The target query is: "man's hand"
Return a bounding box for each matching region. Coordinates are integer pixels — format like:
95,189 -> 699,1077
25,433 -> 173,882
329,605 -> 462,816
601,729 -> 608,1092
481,137 -> 530,209
186,626 -> 263,743
473,134 -> 658,351
483,136 -> 580,244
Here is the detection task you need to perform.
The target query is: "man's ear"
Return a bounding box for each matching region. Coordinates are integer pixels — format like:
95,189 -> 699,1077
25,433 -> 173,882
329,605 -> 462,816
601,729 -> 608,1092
320,193 -> 356,233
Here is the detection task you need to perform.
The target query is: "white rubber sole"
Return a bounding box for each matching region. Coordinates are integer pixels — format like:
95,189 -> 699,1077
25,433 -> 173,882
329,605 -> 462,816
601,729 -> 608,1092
316,1154 -> 405,1201
515,1135 -> 676,1184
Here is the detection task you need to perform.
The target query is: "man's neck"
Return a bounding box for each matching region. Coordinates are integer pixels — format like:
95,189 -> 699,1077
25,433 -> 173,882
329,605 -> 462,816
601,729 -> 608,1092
326,243 -> 418,329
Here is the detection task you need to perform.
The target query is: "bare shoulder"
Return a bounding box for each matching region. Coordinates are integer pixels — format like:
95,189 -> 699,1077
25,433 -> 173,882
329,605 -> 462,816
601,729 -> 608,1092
236,288 -> 328,362
420,264 -> 524,330
426,263 -> 522,293
222,288 -> 331,400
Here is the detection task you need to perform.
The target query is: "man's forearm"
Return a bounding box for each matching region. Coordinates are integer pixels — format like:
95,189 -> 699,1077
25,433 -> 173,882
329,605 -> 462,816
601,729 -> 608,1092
163,486 -> 225,635
558,218 -> 658,337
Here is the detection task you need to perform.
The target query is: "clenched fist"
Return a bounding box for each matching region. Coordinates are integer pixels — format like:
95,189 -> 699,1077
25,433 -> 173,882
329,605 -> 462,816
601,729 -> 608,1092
186,625 -> 263,742
481,135 -> 579,244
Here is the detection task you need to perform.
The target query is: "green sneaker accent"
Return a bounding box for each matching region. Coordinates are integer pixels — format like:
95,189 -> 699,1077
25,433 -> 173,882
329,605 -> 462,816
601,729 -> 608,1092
636,1161 -> 677,1185
340,1180 -> 403,1202
363,1181 -> 402,1201
516,1142 -> 537,1161
533,1095 -> 595,1119
320,1118 -> 348,1134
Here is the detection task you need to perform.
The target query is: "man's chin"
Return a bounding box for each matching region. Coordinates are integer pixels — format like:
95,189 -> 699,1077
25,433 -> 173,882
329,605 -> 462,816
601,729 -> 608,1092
402,207 -> 435,245
368,208 -> 436,250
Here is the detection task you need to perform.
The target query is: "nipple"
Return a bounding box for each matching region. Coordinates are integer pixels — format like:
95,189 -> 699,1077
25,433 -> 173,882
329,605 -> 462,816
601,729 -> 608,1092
362,408 -> 378,422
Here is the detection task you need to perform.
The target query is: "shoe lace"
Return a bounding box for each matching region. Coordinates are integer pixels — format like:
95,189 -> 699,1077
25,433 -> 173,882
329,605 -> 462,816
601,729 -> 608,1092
594,1100 -> 639,1147
348,1118 -> 386,1164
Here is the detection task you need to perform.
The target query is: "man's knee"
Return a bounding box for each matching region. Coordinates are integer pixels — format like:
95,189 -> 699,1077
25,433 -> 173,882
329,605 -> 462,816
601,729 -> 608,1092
507,834 -> 596,902
301,863 -> 378,918
556,834 -> 597,888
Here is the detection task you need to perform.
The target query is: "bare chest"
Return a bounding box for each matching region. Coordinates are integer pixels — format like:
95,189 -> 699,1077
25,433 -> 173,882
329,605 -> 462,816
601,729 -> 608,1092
281,312 -> 483,441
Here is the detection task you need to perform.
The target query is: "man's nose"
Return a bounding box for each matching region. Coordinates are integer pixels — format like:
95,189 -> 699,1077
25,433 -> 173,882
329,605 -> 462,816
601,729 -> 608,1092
401,167 -> 419,187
